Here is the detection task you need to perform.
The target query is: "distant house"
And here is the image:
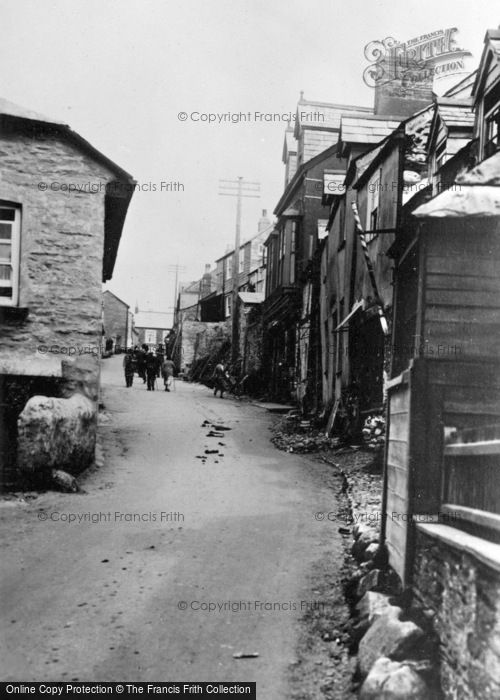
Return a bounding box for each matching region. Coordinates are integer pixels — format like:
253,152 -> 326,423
0,97 -> 134,484
102,290 -> 130,353
134,311 -> 171,348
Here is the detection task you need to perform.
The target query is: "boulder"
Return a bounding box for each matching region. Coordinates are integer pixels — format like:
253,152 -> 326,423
358,608 -> 425,678
361,542 -> 380,562
51,469 -> 79,493
356,592 -> 399,627
352,529 -> 379,559
357,569 -> 384,597
360,657 -> 430,699
17,393 -> 97,476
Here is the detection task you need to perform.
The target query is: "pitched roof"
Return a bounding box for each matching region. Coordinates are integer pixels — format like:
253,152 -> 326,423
103,289 -> 130,307
436,98 -> 474,129
0,97 -> 67,125
443,70 -> 477,98
0,97 -> 135,283
472,29 -> 500,103
294,99 -> 372,137
340,114 -> 402,144
134,311 -> 172,329
413,151 -> 500,218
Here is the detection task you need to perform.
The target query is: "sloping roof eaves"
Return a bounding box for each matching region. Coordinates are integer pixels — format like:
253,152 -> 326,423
0,97 -> 134,183
294,100 -> 372,138
413,151 -> 500,218
274,141 -> 341,216
472,30 -> 500,102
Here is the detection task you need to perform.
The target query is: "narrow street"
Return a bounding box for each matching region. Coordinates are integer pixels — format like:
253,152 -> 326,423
0,356 -> 353,698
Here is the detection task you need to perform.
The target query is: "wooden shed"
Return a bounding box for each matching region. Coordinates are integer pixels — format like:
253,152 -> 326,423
383,151 -> 500,584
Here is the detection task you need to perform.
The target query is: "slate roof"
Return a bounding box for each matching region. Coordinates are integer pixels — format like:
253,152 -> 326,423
436,99 -> 474,129
413,151 -> 500,218
294,100 -> 372,137
134,311 -> 172,329
473,29 -> 500,102
0,97 -> 66,125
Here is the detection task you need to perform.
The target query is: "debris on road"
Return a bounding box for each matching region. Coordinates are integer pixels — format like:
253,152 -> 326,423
232,652 -> 259,659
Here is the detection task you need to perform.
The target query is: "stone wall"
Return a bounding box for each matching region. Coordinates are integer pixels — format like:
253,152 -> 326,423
413,528 -> 500,699
180,320 -> 230,371
240,306 -> 263,375
0,122 -> 117,380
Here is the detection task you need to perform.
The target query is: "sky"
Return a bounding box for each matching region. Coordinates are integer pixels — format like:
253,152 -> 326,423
2,0 -> 499,318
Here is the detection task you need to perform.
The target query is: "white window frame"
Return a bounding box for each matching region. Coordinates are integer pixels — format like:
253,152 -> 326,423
225,254 -> 233,281
224,294 -> 232,317
0,205 -> 21,307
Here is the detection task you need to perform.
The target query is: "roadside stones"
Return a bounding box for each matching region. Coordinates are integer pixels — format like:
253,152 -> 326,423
357,608 -> 425,678
51,469 -> 79,493
351,528 -> 379,559
355,592 -> 399,629
359,657 -> 430,699
17,393 -> 97,479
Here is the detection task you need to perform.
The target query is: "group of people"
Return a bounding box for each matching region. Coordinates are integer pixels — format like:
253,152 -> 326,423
122,344 -> 175,392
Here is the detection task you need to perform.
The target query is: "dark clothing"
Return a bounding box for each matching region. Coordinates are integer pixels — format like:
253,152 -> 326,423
212,363 -> 227,398
145,353 -> 159,391
135,349 -> 147,382
123,353 -> 135,387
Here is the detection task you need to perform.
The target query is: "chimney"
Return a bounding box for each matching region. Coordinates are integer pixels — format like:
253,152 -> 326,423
200,264 -> 212,298
258,209 -> 271,234
374,45 -> 433,116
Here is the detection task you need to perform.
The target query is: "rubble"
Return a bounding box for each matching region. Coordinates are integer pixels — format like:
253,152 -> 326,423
357,610 -> 425,678
362,414 -> 386,449
360,657 -> 431,699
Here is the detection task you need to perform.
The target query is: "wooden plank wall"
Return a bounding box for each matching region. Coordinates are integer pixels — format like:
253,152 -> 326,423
386,379 -> 411,581
423,225 -> 500,363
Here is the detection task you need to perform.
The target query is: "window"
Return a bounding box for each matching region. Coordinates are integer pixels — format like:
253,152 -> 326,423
145,329 -> 156,345
278,228 -> 285,285
0,206 -> 21,306
224,294 -> 232,317
366,170 -> 381,242
290,222 -> 296,285
485,106 -> 500,158
225,254 -> 233,281
338,200 -> 346,248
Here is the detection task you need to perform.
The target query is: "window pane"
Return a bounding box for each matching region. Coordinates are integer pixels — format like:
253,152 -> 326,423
0,264 -> 12,280
0,243 -> 11,260
0,209 -> 15,222
0,223 -> 12,239
0,287 -> 13,296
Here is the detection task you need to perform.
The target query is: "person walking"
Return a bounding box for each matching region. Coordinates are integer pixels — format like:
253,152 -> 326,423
123,349 -> 135,387
212,362 -> 227,399
161,357 -> 175,392
145,351 -> 158,391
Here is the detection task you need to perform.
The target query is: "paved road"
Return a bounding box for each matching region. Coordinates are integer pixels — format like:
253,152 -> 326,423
0,356 -> 350,697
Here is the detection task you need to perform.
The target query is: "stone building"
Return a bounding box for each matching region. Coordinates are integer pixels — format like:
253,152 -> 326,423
102,290 -> 130,353
134,310 -> 171,348
0,97 -> 134,486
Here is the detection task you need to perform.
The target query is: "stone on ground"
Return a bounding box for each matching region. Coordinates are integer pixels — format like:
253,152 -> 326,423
360,657 -> 430,699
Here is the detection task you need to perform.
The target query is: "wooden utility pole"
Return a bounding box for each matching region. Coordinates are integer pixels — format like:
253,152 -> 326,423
218,178 -> 260,366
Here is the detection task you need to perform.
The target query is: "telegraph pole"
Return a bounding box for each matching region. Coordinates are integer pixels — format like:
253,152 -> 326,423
218,177 -> 260,366
166,262 -> 186,323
